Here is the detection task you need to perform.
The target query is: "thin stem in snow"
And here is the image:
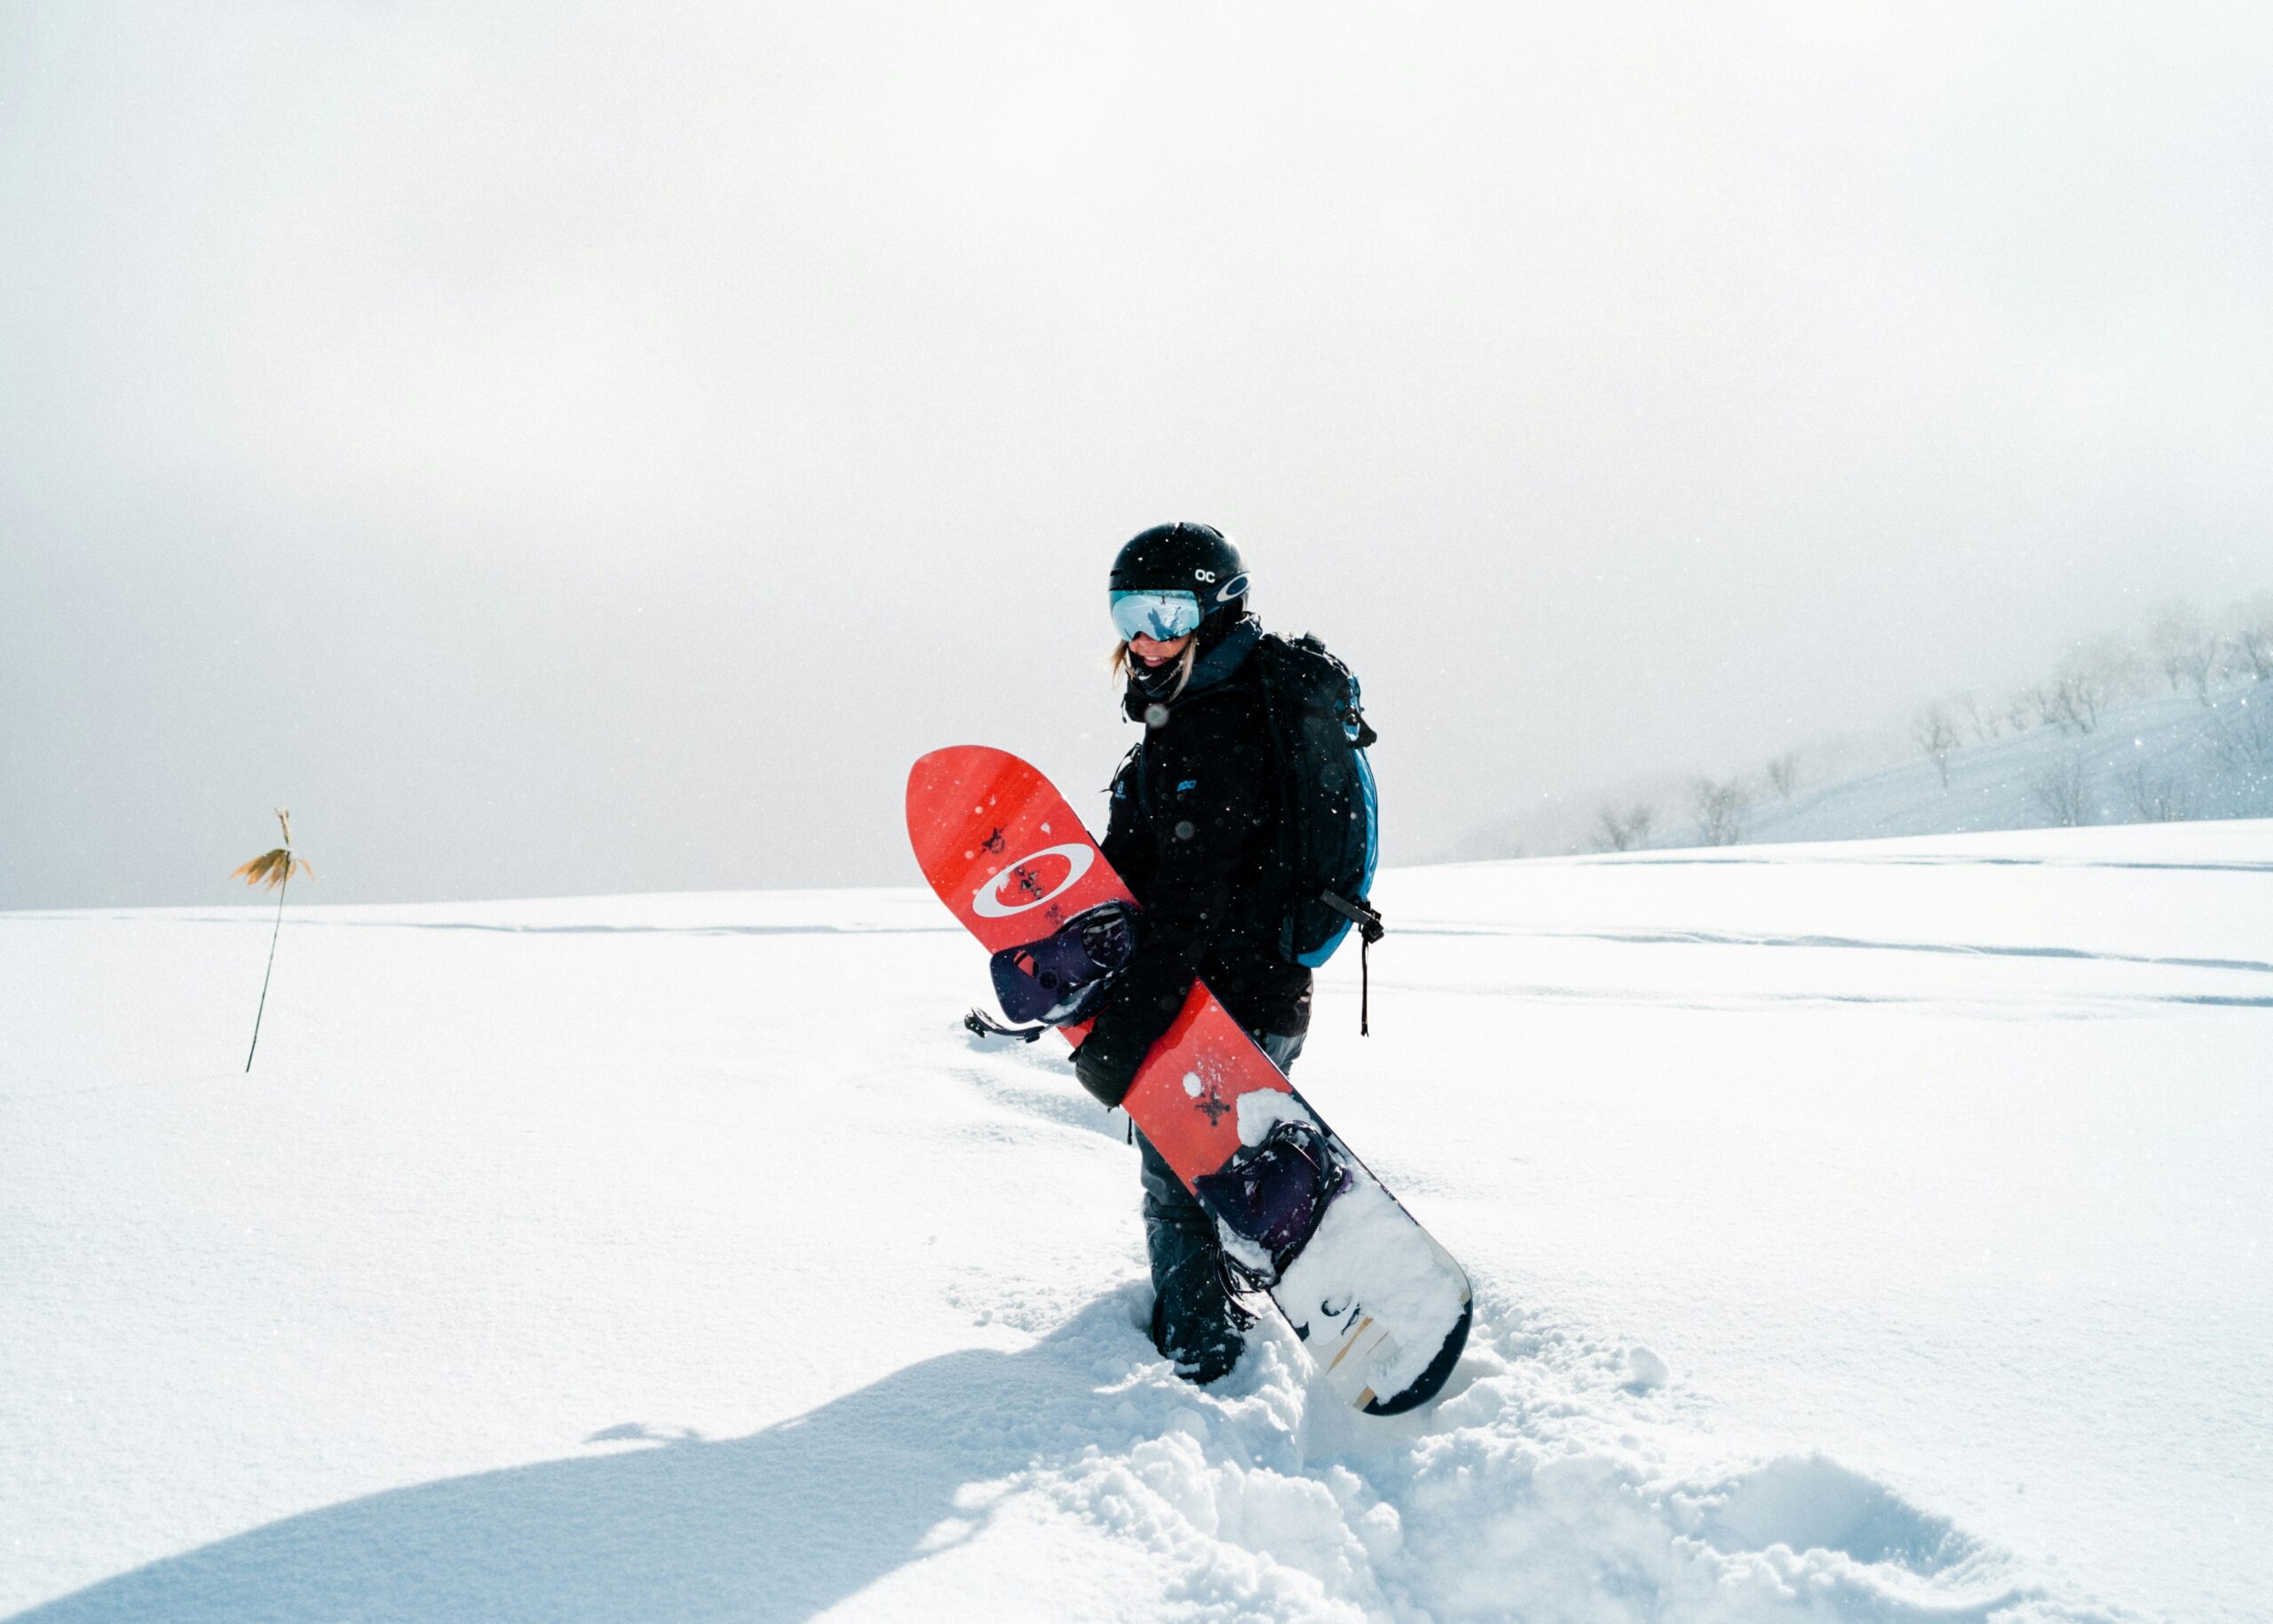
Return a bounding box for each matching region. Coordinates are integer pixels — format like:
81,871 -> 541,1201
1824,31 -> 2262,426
232,807 -> 313,1073
246,867 -> 289,1073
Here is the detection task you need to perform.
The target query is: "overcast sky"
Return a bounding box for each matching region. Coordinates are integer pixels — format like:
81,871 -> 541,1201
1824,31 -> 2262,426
3,1 -> 2269,908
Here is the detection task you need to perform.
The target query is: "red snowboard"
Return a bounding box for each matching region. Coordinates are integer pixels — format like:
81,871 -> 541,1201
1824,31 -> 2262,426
907,745 -> 1471,1414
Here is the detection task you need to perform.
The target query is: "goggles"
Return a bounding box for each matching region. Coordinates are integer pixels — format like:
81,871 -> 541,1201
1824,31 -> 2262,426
1110,589 -> 1202,643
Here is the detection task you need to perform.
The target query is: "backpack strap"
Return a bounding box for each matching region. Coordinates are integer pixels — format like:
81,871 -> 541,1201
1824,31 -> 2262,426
1250,633 -> 1302,955
1319,889 -> 1385,943
1321,890 -> 1386,1034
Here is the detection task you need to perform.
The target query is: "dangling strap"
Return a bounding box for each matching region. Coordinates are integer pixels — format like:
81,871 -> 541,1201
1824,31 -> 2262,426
963,1009 -> 1048,1043
1360,933 -> 1371,1036
1321,890 -> 1386,1037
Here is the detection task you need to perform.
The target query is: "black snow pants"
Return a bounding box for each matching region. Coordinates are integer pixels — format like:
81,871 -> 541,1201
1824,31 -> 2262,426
1136,1029 -> 1306,1385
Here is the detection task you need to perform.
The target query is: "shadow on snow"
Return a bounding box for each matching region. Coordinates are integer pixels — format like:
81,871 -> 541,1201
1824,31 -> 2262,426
12,1298 -> 1139,1624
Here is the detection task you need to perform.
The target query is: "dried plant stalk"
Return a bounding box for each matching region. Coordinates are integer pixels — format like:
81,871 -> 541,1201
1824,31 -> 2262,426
234,808 -> 314,1072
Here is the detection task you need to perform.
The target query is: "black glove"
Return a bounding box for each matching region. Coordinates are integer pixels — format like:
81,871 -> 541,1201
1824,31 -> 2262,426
1071,1014 -> 1147,1109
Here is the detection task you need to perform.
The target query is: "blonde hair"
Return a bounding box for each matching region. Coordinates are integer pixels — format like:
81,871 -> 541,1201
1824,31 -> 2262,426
1110,639 -> 1197,701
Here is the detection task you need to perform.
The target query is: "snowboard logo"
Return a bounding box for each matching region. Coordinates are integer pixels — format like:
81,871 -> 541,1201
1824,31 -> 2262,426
971,843 -> 1095,918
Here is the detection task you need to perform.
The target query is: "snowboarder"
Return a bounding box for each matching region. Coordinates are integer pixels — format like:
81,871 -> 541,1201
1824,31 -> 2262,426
1073,521 -> 1313,1385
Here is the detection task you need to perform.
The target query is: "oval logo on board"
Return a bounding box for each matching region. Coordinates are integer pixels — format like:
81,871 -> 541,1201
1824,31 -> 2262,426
971,843 -> 1095,917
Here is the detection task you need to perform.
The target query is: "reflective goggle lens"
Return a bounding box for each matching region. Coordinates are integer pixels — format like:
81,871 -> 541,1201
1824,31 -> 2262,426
1110,590 -> 1202,642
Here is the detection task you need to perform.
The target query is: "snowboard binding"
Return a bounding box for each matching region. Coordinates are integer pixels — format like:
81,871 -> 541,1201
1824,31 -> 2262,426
986,899 -> 1140,1026
1195,1117 -> 1351,1289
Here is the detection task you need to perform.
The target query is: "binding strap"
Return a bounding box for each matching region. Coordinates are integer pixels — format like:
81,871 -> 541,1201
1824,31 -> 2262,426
963,1009 -> 1049,1044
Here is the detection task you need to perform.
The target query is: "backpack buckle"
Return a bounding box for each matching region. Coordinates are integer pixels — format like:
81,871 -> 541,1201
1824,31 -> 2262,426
1319,889 -> 1385,945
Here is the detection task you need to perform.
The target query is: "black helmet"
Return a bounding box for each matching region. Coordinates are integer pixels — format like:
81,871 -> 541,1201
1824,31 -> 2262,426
1108,523 -> 1248,637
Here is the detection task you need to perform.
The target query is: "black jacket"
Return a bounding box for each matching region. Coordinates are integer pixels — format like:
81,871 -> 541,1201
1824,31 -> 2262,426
1078,620 -> 1312,1093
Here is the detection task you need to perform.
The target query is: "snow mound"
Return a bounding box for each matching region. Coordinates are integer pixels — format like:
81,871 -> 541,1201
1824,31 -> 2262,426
1060,1303 -> 2091,1624
1621,1344 -> 1670,1392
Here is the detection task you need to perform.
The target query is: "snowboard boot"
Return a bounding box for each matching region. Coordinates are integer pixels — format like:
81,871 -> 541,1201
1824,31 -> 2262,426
1138,1134 -> 1248,1385
1144,1200 -> 1247,1384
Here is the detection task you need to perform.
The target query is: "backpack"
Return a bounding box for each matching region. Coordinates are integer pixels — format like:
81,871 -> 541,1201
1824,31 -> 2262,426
1251,631 -> 1385,1027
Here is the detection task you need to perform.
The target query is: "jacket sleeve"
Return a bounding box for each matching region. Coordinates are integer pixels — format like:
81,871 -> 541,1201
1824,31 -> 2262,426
1077,699 -> 1269,1091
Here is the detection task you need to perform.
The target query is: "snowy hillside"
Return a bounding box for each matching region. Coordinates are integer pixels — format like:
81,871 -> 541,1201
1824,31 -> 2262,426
1725,689 -> 2273,848
4,824 -> 2269,1622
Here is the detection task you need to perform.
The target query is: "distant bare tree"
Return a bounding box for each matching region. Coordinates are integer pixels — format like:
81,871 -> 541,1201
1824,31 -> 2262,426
2150,600 -> 2199,692
1952,691 -> 2002,744
1764,752 -> 1799,800
2206,698 -> 2273,770
2206,697 -> 2273,812
2046,676 -> 2096,735
2026,753 -> 2091,828
2115,764 -> 2195,823
1913,702 -> 1960,788
1590,804 -> 1656,852
2043,636 -> 2145,734
2150,601 -> 2222,704
2004,691 -> 2039,735
2090,633 -> 2147,697
2227,593 -> 2273,685
2028,681 -> 2073,733
1691,776 -> 1752,845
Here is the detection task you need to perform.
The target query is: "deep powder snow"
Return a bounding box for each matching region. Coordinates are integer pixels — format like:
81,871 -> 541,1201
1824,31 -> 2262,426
4,822 -> 2268,1621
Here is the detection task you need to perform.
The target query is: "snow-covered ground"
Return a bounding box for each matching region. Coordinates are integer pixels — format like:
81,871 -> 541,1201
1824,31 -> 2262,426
4,822 -> 2269,1622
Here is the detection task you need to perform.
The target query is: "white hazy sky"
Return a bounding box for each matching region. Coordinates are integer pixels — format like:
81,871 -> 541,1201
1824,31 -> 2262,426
3,1 -> 2269,908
